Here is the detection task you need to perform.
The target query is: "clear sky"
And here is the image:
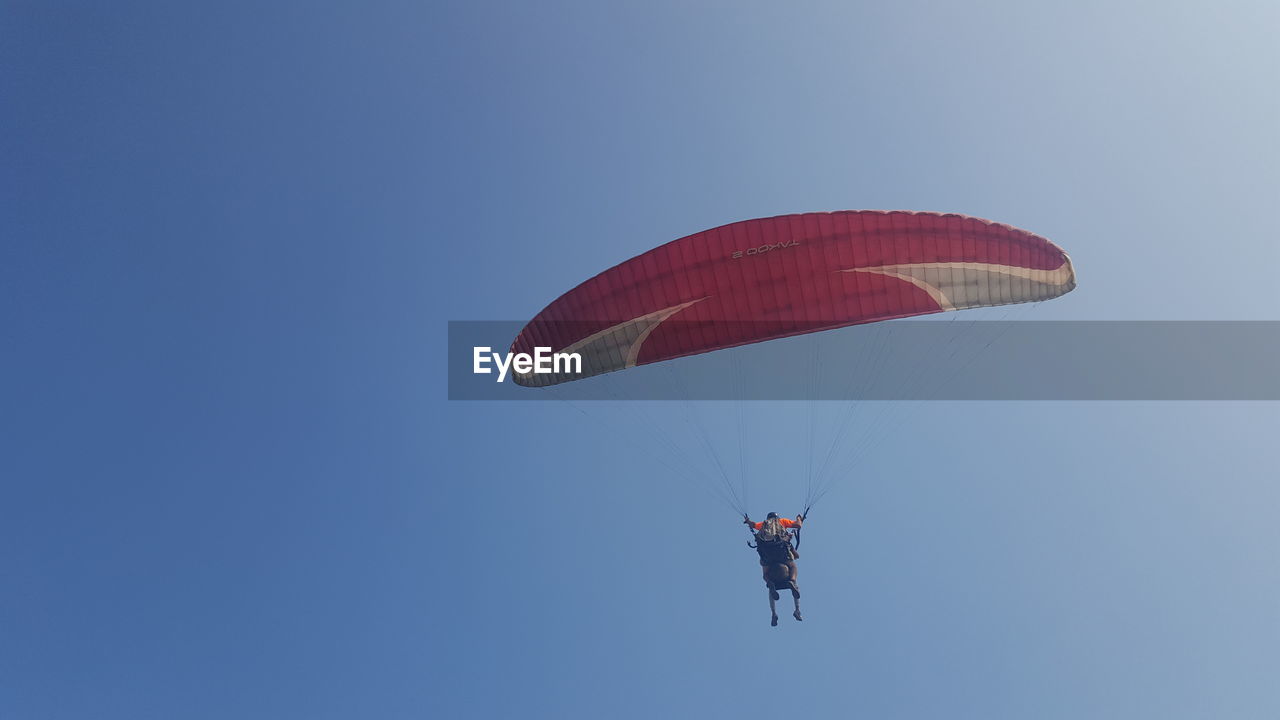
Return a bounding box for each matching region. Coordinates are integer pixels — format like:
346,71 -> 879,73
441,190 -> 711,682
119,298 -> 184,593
4,2 -> 1279,718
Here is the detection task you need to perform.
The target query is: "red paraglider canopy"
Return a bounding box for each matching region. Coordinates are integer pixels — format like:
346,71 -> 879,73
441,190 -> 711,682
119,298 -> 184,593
511,210 -> 1074,386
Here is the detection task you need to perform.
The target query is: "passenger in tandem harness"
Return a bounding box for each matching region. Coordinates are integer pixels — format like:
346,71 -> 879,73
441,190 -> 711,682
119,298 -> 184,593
744,511 -> 805,626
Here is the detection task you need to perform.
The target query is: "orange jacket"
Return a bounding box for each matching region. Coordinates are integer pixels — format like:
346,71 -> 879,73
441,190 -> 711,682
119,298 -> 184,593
752,517 -> 801,530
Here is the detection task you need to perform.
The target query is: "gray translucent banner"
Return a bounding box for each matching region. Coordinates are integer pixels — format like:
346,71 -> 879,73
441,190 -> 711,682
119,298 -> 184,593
449,321 -> 1280,400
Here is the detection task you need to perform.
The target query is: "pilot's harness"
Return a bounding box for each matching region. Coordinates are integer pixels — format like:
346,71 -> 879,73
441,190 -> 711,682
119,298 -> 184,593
745,505 -> 810,554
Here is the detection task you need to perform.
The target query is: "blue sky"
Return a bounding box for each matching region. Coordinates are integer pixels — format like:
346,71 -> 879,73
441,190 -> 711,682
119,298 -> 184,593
4,2 -> 1279,718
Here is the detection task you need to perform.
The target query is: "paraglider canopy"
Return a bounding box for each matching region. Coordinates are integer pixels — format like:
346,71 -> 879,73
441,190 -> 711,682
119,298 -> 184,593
510,210 -> 1074,386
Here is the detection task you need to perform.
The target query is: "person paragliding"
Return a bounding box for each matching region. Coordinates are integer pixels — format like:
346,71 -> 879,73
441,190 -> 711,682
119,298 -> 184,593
510,210 -> 1078,625
744,511 -> 805,626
